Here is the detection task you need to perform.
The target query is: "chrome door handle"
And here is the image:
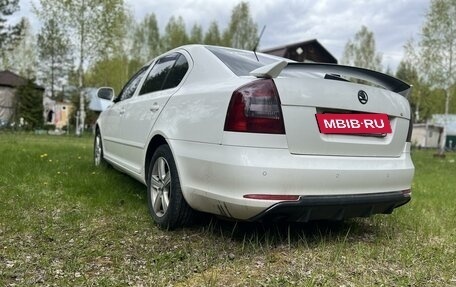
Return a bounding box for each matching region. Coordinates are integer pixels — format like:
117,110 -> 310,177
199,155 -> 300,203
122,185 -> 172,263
150,103 -> 160,112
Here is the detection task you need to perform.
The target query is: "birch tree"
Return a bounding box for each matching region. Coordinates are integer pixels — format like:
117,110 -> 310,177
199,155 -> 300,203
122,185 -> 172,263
420,0 -> 456,117
162,16 -> 188,51
204,21 -> 222,45
341,26 -> 382,71
189,24 -> 203,44
3,18 -> 36,78
131,13 -> 161,63
0,0 -> 24,67
34,0 -> 127,134
223,2 -> 258,50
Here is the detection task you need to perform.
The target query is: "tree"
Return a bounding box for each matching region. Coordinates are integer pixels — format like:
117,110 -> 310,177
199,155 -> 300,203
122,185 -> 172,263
341,26 -> 382,71
0,0 -> 24,66
37,16 -> 72,99
34,0 -> 128,134
162,16 -> 188,51
396,59 -> 439,121
15,80 -> 43,130
223,2 -> 258,49
131,13 -> 161,63
420,0 -> 456,117
396,39 -> 423,121
204,21 -> 222,45
85,55 -> 132,94
2,18 -> 36,78
189,23 -> 203,44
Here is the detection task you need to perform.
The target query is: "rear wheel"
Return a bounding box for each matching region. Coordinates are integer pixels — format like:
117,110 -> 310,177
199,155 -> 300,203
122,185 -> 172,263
147,145 -> 194,229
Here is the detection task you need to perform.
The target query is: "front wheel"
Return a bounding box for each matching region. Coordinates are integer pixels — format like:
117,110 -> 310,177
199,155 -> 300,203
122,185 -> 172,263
147,145 -> 194,229
94,129 -> 106,167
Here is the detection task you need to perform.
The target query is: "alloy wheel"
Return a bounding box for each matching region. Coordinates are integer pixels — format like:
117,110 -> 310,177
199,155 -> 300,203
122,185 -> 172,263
150,157 -> 171,217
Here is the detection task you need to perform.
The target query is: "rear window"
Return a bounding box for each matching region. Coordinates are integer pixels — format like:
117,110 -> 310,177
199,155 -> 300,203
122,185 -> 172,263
206,46 -> 286,76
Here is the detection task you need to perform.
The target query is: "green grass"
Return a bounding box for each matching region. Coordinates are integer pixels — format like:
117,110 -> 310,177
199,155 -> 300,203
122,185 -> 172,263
1,133 -> 455,286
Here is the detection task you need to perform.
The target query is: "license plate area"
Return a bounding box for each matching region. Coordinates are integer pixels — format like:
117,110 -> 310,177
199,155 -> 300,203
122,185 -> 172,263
316,113 -> 392,135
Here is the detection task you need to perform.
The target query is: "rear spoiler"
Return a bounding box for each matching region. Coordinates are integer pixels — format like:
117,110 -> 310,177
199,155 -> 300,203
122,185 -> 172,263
250,61 -> 412,98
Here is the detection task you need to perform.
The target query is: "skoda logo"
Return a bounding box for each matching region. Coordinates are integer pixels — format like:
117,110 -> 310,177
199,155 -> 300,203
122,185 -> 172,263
358,90 -> 368,104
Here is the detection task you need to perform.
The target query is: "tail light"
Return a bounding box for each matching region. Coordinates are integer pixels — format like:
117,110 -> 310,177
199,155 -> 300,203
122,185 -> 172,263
224,79 -> 285,134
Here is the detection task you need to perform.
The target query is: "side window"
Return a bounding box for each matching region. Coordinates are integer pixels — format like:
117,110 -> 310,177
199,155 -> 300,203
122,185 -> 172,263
115,66 -> 148,102
139,53 -> 179,95
162,54 -> 189,90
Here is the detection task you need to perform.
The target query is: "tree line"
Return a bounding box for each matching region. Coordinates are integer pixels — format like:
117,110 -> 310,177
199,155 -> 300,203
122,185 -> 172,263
2,1 -> 258,96
0,0 -> 258,130
0,0 -> 455,130
341,0 -> 456,121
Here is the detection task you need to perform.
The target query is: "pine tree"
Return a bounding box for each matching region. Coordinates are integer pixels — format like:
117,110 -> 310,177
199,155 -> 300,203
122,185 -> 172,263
16,80 -> 43,129
37,17 -> 72,99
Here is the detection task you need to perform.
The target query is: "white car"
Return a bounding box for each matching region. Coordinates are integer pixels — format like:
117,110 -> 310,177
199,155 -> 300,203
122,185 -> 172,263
94,45 -> 414,229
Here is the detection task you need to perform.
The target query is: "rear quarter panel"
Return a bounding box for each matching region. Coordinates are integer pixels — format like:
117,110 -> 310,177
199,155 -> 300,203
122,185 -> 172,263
153,46 -> 253,144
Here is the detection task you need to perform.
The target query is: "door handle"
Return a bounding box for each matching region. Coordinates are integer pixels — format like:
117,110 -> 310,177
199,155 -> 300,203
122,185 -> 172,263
150,103 -> 160,112
119,108 -> 125,115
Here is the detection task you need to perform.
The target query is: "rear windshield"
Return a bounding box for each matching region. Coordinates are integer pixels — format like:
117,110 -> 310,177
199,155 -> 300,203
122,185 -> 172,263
206,46 -> 287,76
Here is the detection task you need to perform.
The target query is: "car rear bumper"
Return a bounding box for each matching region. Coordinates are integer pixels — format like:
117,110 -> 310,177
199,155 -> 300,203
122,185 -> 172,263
169,139 -> 414,221
247,190 -> 411,222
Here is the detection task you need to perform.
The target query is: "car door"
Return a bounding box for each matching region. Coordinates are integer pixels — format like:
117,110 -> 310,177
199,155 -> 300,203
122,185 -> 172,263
118,52 -> 190,174
101,65 -> 149,166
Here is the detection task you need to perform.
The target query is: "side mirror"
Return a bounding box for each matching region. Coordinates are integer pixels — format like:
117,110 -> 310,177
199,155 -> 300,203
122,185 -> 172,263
97,87 -> 115,101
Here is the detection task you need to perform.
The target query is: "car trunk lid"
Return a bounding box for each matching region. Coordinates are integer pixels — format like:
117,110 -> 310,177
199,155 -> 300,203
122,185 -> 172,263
274,74 -> 411,157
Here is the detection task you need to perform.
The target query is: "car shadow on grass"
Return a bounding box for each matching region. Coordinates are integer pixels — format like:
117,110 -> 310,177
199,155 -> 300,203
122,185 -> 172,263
96,167 -> 393,247
187,213 -> 389,247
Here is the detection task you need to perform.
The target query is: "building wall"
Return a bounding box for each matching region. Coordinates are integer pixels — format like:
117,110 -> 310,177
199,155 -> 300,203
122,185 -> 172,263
0,87 -> 16,126
411,126 -> 442,148
44,101 -> 73,129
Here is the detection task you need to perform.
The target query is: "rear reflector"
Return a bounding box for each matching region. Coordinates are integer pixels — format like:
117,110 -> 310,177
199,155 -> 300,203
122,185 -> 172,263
224,79 -> 285,134
243,194 -> 300,201
406,114 -> 413,142
402,189 -> 412,195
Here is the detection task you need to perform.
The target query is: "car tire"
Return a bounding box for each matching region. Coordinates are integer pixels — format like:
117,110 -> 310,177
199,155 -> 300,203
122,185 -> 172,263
94,129 -> 107,167
147,144 -> 194,230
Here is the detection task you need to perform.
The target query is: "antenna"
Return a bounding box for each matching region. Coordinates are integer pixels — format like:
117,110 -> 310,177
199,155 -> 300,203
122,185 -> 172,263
253,25 -> 266,62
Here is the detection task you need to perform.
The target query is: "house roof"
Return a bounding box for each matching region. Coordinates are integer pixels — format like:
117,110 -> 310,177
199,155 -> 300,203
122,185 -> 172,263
261,39 -> 337,64
0,70 -> 44,90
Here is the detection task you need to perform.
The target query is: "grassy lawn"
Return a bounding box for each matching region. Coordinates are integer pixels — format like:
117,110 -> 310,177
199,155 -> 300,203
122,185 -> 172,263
1,133 -> 455,286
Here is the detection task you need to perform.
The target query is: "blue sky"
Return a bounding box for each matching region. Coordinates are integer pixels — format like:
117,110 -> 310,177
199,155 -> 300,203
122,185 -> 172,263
14,0 -> 430,71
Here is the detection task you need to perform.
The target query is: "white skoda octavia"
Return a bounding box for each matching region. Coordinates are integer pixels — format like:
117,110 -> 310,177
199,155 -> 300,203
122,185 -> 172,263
94,45 -> 414,229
